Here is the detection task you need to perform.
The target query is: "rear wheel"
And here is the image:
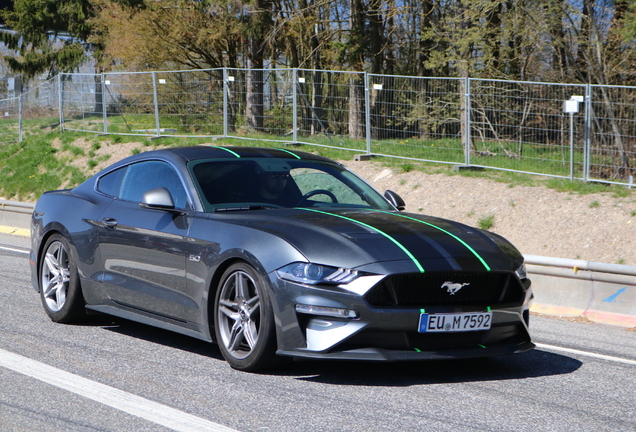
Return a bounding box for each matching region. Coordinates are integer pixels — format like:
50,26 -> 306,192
214,263 -> 279,371
39,234 -> 85,323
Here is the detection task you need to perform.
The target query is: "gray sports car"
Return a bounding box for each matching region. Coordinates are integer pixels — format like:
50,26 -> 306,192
29,146 -> 534,371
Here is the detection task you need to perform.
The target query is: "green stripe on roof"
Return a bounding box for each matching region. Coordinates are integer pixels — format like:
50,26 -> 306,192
300,208 -> 425,273
275,148 -> 302,159
375,211 -> 491,271
218,147 -> 241,158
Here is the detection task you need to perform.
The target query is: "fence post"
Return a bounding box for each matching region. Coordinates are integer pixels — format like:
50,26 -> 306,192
292,68 -> 298,143
569,110 -> 575,180
18,88 -> 23,142
364,72 -> 371,154
464,77 -> 472,166
223,68 -> 228,137
58,74 -> 64,132
584,83 -> 592,182
102,73 -> 108,134
152,71 -> 160,137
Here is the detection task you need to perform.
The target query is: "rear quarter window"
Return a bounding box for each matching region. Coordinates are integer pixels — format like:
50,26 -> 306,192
97,166 -> 128,198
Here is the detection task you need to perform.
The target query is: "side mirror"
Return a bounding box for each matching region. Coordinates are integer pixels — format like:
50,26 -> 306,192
140,187 -> 176,211
384,190 -> 406,211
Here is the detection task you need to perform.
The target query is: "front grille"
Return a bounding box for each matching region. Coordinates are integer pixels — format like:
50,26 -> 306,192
364,271 -> 524,307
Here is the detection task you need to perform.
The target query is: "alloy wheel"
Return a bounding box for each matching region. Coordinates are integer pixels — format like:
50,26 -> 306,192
41,241 -> 71,312
217,270 -> 262,360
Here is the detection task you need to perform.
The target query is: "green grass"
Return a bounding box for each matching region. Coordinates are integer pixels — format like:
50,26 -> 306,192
545,178 -> 616,195
0,120 -> 635,203
477,214 -> 495,230
0,132 -> 87,201
400,163 -> 415,173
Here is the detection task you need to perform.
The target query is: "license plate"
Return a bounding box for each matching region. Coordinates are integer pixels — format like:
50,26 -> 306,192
418,312 -> 492,333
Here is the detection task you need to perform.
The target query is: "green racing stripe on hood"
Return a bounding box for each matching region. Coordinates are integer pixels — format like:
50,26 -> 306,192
299,208 -> 425,273
373,210 -> 491,271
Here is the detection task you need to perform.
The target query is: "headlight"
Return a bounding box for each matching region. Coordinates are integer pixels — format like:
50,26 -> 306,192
515,263 -> 528,280
276,263 -> 359,285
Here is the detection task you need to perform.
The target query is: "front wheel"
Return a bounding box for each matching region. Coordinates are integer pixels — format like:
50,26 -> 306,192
214,263 -> 279,371
39,234 -> 86,323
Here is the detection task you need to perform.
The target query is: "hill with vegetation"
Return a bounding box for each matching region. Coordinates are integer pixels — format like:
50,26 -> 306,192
1,129 -> 634,266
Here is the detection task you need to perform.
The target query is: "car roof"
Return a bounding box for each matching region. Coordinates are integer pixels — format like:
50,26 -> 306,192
113,146 -> 335,166
85,145 -> 347,212
167,146 -> 335,163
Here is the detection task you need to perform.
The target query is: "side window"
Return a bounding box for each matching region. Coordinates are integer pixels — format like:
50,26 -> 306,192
119,161 -> 189,209
97,166 -> 128,198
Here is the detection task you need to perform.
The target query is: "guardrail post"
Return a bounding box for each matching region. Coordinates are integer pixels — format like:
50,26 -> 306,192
152,71 -> 160,137
364,72 -> 371,154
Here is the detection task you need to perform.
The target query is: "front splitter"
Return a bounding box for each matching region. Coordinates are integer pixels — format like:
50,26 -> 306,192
277,341 -> 536,361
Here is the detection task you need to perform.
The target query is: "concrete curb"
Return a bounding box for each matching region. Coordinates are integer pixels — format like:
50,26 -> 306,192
0,225 -> 30,237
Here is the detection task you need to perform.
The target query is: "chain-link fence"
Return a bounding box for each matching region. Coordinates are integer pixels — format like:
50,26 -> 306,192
3,68 -> 636,186
0,95 -> 20,144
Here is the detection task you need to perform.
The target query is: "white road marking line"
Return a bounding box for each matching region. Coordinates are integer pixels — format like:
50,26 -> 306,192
0,349 -> 238,432
0,245 -> 29,254
536,343 -> 636,366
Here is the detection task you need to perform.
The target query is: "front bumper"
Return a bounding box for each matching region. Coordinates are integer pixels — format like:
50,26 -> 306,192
269,270 -> 534,361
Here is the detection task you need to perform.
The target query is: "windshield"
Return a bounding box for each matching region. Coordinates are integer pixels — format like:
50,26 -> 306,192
189,158 -> 393,212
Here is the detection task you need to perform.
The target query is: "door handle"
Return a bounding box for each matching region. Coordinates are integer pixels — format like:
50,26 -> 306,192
102,217 -> 118,229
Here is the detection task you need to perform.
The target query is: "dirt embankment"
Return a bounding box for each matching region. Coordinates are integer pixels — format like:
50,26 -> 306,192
342,160 -> 636,266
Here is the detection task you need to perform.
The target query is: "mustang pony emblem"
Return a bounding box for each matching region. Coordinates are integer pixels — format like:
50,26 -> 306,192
441,281 -> 470,295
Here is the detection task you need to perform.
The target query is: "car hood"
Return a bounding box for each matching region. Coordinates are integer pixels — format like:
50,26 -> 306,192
212,208 -> 524,273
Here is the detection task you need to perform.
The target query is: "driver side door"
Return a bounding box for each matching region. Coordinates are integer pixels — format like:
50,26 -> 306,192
96,160 -> 194,322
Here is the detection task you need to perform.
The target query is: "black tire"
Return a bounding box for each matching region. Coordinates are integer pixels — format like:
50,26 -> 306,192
214,263 -> 280,371
39,234 -> 86,323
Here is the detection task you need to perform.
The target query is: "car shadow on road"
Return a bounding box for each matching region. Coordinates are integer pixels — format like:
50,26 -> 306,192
283,349 -> 582,386
81,314 -> 226,361
83,314 -> 581,385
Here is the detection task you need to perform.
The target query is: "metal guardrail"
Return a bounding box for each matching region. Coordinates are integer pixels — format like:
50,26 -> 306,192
0,200 -> 34,230
524,254 -> 636,278
524,254 -> 636,327
0,200 -> 35,213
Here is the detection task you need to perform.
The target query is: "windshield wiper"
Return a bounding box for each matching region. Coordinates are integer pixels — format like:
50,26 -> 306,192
214,205 -> 279,212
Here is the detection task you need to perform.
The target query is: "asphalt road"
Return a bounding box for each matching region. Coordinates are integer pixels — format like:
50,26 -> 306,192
1,232 -> 635,432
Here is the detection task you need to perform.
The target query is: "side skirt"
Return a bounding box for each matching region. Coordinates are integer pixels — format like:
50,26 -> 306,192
86,304 -> 214,344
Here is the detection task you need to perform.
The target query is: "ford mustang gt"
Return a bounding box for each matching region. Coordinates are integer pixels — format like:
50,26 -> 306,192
29,146 -> 534,371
